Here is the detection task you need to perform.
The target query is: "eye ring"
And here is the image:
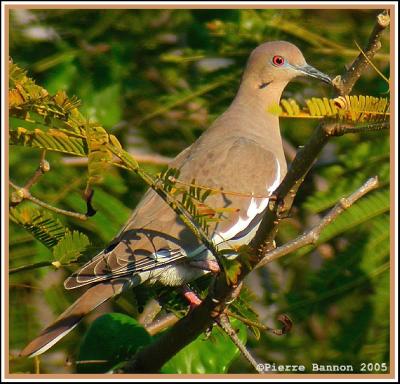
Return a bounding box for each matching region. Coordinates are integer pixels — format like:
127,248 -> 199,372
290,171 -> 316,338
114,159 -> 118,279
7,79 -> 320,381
272,55 -> 285,66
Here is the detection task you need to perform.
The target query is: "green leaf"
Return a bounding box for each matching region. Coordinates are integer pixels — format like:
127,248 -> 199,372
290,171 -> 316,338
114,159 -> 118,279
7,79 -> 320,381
219,254 -> 242,286
52,230 -> 90,265
10,207 -> 66,249
292,188 -> 389,260
77,313 -> 152,373
161,318 -> 247,373
85,124 -> 114,189
10,128 -> 87,156
318,188 -> 389,243
230,286 -> 261,339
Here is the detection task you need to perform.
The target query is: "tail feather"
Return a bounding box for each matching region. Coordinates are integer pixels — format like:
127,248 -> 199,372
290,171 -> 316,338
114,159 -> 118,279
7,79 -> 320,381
20,279 -> 128,358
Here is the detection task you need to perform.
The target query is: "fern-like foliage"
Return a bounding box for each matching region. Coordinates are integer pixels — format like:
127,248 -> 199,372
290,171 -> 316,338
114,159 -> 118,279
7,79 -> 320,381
9,206 -> 90,267
9,60 -> 127,192
85,123 -> 114,191
10,207 -> 66,248
269,95 -> 389,124
52,230 -> 90,265
157,167 -> 217,235
9,127 -> 87,156
318,189 -> 389,243
304,138 -> 390,213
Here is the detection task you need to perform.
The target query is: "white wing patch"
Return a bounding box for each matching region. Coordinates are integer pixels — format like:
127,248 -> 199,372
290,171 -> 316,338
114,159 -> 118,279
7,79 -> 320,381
212,158 -> 281,245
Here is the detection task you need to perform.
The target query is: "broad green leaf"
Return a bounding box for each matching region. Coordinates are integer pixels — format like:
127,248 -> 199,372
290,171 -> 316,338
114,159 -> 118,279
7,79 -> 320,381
77,313 -> 152,373
161,318 -> 247,374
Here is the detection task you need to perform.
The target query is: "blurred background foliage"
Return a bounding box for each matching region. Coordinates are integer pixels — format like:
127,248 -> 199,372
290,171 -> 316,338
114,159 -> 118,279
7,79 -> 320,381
8,8 -> 390,374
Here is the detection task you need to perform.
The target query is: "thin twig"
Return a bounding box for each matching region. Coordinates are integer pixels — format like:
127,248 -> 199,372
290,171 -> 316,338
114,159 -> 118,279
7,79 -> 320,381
331,121 -> 389,135
138,299 -> 163,327
145,313 -> 180,336
24,150 -> 49,190
9,180 -> 88,221
9,261 -> 54,275
216,313 -> 261,373
225,310 -> 291,336
256,176 -> 379,269
34,356 -> 40,374
61,150 -> 173,167
333,9 -> 390,95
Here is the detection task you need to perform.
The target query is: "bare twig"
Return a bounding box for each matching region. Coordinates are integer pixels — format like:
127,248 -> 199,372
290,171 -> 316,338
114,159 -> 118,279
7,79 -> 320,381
256,176 -> 379,269
24,150 -> 50,190
145,313 -> 180,336
333,9 -> 390,95
225,310 -> 292,336
34,356 -> 40,374
61,150 -> 173,167
9,180 -> 88,221
330,121 -> 389,135
138,299 -> 163,327
216,313 -> 261,373
9,261 -> 54,275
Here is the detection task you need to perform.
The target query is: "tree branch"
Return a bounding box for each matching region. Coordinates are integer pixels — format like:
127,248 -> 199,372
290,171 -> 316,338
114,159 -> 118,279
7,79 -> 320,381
23,150 -> 50,190
333,9 -> 390,95
9,260 -> 54,275
145,313 -> 179,336
216,313 -> 261,373
9,180 -> 88,221
256,176 -> 379,269
61,150 -> 173,167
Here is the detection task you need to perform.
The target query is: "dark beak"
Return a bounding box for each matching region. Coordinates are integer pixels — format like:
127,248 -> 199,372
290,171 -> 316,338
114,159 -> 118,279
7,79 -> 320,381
296,64 -> 332,84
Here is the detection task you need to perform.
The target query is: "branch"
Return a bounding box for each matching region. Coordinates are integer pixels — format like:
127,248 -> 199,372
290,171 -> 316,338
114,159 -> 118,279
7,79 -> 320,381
61,150 -> 173,166
145,313 -> 179,336
216,313 -> 261,373
333,9 -> 390,95
226,310 -> 292,336
249,118 -> 387,257
330,121 -> 389,135
256,176 -> 379,269
9,180 -> 88,221
9,260 -> 54,275
23,150 -> 50,190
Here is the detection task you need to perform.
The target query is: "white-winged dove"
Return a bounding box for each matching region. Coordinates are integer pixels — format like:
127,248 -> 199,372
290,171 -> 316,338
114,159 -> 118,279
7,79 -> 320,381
20,41 -> 331,357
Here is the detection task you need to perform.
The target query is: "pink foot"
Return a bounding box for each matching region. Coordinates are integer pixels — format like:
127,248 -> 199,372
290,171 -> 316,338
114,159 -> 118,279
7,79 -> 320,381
182,285 -> 202,310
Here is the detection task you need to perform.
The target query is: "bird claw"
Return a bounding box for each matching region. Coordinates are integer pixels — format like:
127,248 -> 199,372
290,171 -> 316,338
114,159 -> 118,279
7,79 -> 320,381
181,285 -> 202,311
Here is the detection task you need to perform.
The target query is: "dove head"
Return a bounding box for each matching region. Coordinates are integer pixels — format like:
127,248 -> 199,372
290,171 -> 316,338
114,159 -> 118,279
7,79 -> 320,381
242,41 -> 331,89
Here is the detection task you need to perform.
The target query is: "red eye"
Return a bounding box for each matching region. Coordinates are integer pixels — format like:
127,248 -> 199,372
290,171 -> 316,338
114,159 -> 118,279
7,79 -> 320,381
272,55 -> 285,66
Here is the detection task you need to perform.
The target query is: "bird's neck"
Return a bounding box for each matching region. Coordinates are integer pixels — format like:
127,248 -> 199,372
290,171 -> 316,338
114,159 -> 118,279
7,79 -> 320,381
232,79 -> 289,118
221,80 -> 288,147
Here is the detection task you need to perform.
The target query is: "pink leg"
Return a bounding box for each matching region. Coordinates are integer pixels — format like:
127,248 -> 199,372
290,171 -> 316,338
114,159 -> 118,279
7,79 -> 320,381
182,285 -> 202,310
189,259 -> 220,273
